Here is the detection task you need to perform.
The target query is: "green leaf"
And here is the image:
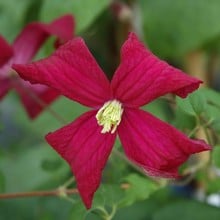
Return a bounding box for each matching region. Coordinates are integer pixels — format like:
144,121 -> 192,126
119,174 -> 158,207
176,90 -> 206,116
0,144 -> 69,191
0,170 -> 5,192
199,88 -> 220,129
206,178 -> 220,194
69,202 -> 87,220
0,0 -> 30,40
41,158 -> 63,172
205,104 -> 220,121
173,107 -> 196,130
93,184 -> 124,208
202,87 -> 220,109
212,146 -> 220,168
40,0 -> 111,33
176,96 -> 196,116
23,0 -> 43,23
153,200 -> 220,220
188,90 -> 207,115
142,99 -> 173,122
211,119 -> 220,133
0,197 -> 74,220
140,0 -> 220,59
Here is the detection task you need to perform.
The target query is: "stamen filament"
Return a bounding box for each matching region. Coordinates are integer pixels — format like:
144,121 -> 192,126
96,100 -> 123,134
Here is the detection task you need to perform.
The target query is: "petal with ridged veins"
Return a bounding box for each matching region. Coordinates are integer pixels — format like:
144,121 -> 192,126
111,33 -> 202,107
13,38 -> 111,108
46,110 -> 116,208
118,108 -> 211,178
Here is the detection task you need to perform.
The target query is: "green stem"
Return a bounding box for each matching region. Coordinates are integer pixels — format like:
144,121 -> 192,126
107,205 -> 117,220
188,125 -> 200,138
0,188 -> 78,199
0,184 -> 129,200
203,125 -> 213,146
198,116 -> 214,145
95,207 -> 110,220
61,177 -> 75,188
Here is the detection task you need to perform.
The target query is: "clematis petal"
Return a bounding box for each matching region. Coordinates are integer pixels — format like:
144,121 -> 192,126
12,79 -> 59,119
13,38 -> 111,107
46,110 -> 116,208
0,36 -> 13,66
49,14 -> 75,48
0,78 -> 11,99
118,108 -> 211,178
20,87 -> 59,119
12,14 -> 74,64
111,33 -> 202,107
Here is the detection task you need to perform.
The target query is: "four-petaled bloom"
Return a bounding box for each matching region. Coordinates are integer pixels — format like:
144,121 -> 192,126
13,33 -> 211,208
0,15 -> 74,118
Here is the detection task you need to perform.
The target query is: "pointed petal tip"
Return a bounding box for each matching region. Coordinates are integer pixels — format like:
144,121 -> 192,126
175,79 -> 203,98
12,63 -> 23,70
80,190 -> 94,209
85,202 -> 92,210
113,32 -> 205,106
50,14 -> 75,44
127,32 -> 138,39
191,139 -> 212,151
64,36 -> 85,46
50,14 -> 75,31
45,111 -> 116,209
12,63 -> 33,83
54,14 -> 75,23
118,108 -> 211,180
129,137 -> 211,179
126,32 -> 143,48
48,130 -> 94,210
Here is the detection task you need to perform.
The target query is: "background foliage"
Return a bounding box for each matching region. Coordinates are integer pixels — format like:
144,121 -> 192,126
1,0 -> 220,219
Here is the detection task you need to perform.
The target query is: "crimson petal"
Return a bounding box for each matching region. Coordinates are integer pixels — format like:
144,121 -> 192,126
0,36 -> 13,66
12,15 -> 74,64
12,79 -> 59,118
46,110 -> 116,208
118,108 -> 211,178
111,33 -> 202,107
0,78 -> 11,99
13,38 -> 111,107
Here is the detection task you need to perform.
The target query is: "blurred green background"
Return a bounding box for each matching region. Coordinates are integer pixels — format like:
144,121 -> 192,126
1,0 -> 220,219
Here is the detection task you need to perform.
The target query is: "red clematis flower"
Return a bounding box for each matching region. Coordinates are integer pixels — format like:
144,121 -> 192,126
13,33 -> 211,208
0,15 -> 74,118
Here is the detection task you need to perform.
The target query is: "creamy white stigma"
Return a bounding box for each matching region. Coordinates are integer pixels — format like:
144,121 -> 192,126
96,100 -> 123,134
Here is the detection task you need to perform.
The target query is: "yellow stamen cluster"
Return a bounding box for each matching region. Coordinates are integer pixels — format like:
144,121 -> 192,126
96,100 -> 123,134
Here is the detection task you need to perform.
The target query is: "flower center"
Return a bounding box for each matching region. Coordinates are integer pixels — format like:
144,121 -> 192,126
96,100 -> 123,134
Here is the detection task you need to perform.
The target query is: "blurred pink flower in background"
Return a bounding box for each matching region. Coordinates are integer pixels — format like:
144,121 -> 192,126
0,15 -> 74,118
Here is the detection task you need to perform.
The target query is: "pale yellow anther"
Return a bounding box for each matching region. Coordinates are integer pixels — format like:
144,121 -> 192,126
96,100 -> 123,134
